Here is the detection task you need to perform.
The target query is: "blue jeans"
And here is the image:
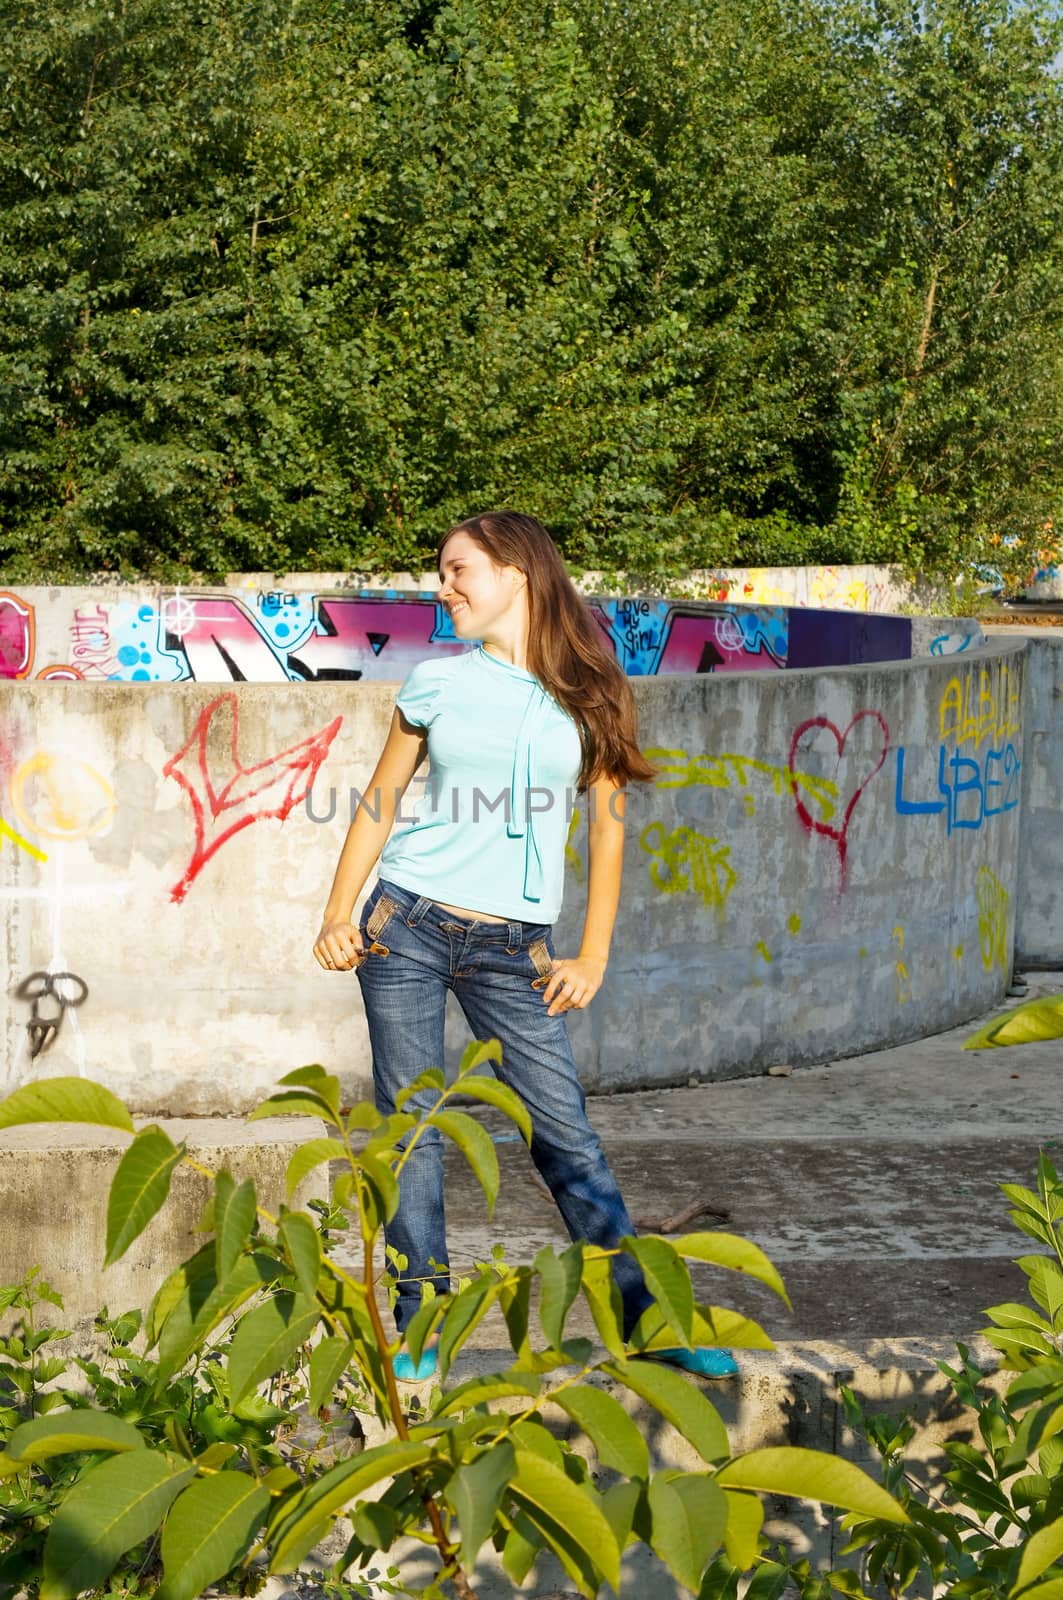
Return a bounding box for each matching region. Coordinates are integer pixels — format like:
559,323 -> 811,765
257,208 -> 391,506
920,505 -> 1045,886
356,878 -> 652,1336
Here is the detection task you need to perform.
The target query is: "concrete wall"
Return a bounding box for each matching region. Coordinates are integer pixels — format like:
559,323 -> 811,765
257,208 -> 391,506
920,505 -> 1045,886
0,638 -> 1029,1112
1016,635 -> 1063,966
0,583 -> 981,684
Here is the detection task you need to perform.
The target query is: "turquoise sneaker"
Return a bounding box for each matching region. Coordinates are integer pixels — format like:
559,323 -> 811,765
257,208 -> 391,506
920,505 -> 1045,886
643,1346 -> 738,1379
393,1346 -> 439,1383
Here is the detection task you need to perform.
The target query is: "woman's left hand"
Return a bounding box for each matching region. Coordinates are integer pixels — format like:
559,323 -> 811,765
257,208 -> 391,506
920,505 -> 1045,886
543,956 -> 606,1016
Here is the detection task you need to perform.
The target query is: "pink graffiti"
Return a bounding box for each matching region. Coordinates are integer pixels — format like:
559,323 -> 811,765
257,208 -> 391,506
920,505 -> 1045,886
787,711 -> 889,889
656,611 -> 780,674
163,596 -> 289,682
163,693 -> 342,902
287,599 -> 464,681
0,592 -> 34,679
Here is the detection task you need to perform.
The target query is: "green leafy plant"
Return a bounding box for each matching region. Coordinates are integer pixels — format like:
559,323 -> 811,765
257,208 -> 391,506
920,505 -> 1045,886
703,1152 -> 1063,1600
0,1042 -> 906,1599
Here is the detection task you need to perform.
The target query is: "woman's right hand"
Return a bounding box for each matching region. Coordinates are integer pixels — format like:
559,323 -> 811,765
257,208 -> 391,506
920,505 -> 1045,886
313,919 -> 365,971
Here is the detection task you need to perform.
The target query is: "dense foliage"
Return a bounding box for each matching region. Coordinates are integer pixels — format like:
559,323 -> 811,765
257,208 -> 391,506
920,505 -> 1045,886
0,0 -> 1061,582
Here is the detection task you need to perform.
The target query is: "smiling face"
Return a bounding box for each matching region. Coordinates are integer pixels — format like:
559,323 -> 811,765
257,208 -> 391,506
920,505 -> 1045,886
438,530 -> 527,642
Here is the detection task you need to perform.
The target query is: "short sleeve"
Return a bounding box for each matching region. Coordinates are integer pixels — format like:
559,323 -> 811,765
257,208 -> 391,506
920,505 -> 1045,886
395,658 -> 451,729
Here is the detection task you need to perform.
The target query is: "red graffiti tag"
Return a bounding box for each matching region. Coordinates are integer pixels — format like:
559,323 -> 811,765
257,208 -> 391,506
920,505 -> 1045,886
787,711 -> 889,889
164,693 -> 342,902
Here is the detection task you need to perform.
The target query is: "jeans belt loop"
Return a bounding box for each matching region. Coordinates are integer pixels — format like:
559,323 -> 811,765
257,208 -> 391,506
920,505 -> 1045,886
407,895 -> 433,927
507,920 -> 522,953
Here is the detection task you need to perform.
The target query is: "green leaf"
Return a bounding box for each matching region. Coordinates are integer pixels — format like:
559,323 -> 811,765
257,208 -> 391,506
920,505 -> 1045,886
672,1231 -> 791,1306
214,1172 -> 257,1281
278,1066 -> 341,1115
745,1558 -> 792,1600
537,1242 -> 583,1348
554,1385 -> 649,1478
604,1358 -> 729,1463
158,1472 -> 270,1600
401,1293 -> 447,1368
0,1078 -> 133,1133
1015,1514 -> 1063,1595
395,1068 -> 445,1111
581,1252 -> 625,1358
509,1447 -> 621,1595
1018,1582 -> 1063,1600
249,1092 -> 338,1127
447,1440 -> 516,1568
285,1139 -> 340,1202
723,1488 -> 765,1568
41,1452 -> 194,1600
621,1236 -> 693,1343
308,1337 -> 355,1416
105,1125 -> 185,1266
227,1293 -> 321,1406
600,1479 -> 643,1548
279,1213 -> 323,1300
435,1369 -> 541,1415
154,1249 -> 278,1379
7,1411 -> 145,1462
648,1471 -> 727,1592
965,997 -> 1063,1050
359,1152 -> 399,1225
452,1073 -> 532,1142
716,1449 -> 909,1523
437,1277 -> 504,1378
500,1517 -> 539,1586
456,1038 -> 504,1078
268,1440 -> 437,1571
429,1111 -> 500,1212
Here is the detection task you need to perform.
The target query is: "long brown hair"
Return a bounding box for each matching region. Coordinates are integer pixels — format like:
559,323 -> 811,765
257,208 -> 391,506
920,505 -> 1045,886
439,511 -> 656,791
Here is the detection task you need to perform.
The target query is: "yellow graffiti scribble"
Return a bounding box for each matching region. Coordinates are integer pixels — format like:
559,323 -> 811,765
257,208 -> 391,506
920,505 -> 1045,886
787,913 -> 801,935
977,865 -> 1010,975
565,805 -> 585,884
640,821 -> 737,914
646,748 -> 839,824
10,751 -> 115,842
892,925 -> 911,1004
938,659 -> 1023,748
752,939 -> 772,988
0,816 -> 47,861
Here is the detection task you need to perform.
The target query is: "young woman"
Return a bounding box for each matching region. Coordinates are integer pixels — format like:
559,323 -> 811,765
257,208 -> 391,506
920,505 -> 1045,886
313,511 -> 737,1381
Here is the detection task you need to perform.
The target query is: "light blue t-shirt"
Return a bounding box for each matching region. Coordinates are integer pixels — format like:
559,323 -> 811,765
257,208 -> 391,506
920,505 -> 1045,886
378,645 -> 583,922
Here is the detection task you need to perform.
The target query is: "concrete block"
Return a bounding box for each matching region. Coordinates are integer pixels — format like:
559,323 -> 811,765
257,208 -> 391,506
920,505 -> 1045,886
0,1117 -> 330,1336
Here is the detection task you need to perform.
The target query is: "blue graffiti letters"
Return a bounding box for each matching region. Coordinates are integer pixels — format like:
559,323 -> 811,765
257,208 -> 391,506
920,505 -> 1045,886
895,742 -> 1021,833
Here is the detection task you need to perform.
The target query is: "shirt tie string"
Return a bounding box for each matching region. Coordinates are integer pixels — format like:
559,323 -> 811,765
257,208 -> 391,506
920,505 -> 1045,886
508,684 -> 552,902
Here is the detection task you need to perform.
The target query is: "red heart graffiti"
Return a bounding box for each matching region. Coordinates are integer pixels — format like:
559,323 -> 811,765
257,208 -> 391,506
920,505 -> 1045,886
787,711 -> 889,889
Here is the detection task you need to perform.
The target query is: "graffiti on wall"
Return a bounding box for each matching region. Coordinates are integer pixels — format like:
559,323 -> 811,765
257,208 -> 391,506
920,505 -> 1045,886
646,748 -> 839,823
163,693 -> 343,902
699,567 -> 895,612
0,594 -> 35,678
639,822 -> 738,915
977,865 -> 1010,973
787,712 -> 891,890
16,970 -> 89,1059
0,588 -> 796,683
895,658 -> 1023,834
592,600 -> 786,674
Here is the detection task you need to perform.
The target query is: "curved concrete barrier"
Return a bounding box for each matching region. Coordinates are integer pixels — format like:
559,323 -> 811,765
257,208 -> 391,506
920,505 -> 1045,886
0,634 -> 1035,1111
